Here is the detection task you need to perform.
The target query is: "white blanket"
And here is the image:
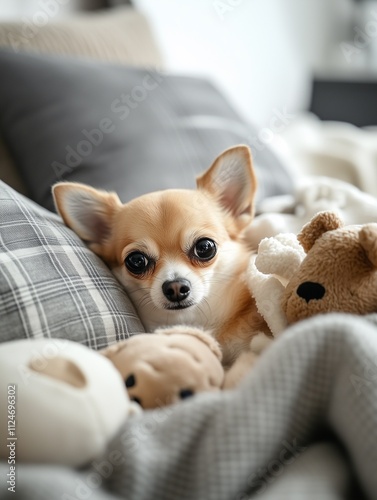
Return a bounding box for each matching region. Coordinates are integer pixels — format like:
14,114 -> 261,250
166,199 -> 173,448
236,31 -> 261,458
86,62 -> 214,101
247,114 -> 377,248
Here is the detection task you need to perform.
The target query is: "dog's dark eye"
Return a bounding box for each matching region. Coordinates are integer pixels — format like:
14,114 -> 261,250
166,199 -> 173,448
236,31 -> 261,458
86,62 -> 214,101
125,252 -> 150,275
193,238 -> 217,261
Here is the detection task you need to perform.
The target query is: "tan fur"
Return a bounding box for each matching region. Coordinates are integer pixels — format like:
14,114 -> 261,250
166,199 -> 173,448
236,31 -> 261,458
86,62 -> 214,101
53,145 -> 267,366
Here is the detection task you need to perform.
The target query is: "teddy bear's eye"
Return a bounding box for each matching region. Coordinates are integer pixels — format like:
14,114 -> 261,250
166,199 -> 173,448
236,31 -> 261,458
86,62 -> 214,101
179,389 -> 194,399
125,374 -> 136,388
131,396 -> 142,407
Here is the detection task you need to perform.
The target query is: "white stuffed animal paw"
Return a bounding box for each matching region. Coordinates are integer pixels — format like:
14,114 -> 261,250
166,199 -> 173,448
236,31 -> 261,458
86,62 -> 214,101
247,233 -> 305,337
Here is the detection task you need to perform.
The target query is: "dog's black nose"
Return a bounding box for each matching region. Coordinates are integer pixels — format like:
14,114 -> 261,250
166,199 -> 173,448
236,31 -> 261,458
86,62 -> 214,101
296,282 -> 325,303
162,279 -> 191,302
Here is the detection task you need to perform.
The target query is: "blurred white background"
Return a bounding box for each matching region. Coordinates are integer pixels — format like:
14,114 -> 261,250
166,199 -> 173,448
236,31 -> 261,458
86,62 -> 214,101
134,0 -> 377,127
1,0 -> 377,127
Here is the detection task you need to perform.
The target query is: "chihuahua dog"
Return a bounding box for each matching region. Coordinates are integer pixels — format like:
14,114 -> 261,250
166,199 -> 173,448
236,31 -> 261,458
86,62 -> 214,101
53,145 -> 268,366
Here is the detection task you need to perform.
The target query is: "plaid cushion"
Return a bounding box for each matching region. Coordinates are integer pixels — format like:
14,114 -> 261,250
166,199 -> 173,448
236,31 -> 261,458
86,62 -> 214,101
0,181 -> 144,347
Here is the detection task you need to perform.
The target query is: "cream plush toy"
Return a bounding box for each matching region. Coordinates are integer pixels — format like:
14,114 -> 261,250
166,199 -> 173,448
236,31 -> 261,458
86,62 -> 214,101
101,326 -> 224,409
0,338 -> 137,467
0,329 -> 224,466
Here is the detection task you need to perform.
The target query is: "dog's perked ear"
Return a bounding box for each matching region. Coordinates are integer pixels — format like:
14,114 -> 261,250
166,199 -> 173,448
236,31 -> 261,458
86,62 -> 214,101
196,145 -> 257,226
52,182 -> 121,256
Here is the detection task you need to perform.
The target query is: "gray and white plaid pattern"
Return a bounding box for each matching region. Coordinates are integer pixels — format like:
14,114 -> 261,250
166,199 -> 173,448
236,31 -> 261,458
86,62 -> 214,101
1,313 -> 376,499
0,181 -> 144,347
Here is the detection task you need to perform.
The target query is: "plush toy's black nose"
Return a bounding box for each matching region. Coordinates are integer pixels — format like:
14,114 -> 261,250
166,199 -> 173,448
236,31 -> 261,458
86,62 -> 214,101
296,282 -> 325,303
162,279 -> 191,302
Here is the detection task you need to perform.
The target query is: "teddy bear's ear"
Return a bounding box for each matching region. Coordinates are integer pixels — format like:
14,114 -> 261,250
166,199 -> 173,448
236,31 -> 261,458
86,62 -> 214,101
298,211 -> 344,253
359,223 -> 377,268
100,340 -> 129,359
156,325 -> 222,361
185,328 -> 223,362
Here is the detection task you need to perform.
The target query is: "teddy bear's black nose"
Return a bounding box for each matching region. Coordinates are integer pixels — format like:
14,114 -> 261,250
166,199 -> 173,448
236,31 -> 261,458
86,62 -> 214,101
296,282 -> 325,303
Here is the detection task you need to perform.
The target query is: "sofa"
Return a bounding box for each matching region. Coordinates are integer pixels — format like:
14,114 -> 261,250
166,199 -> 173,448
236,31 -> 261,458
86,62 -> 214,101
0,4 -> 377,500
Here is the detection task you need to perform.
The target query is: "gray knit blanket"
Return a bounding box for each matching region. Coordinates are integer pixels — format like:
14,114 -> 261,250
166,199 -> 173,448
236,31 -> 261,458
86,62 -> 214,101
1,313 -> 377,500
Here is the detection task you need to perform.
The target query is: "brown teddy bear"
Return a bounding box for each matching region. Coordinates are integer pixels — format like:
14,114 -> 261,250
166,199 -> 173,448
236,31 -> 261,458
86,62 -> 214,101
282,211 -> 377,324
101,326 -> 224,409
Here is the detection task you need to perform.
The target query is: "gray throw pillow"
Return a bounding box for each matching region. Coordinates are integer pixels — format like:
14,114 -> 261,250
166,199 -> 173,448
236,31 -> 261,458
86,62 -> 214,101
0,180 -> 144,345
0,50 -> 293,212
